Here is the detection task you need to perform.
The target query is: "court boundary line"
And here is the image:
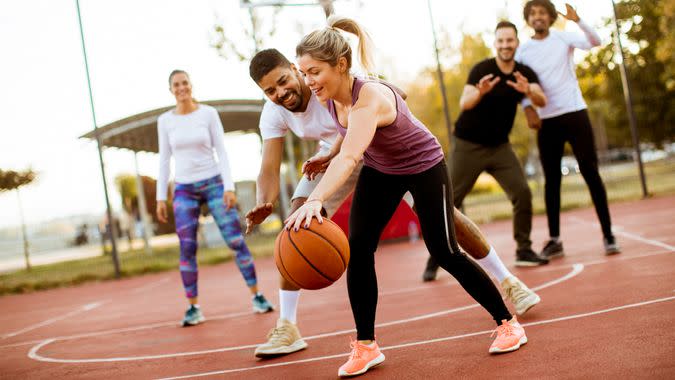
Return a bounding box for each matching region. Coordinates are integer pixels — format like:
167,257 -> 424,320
156,295 -> 675,379
1,301 -> 105,340
26,264 -> 583,363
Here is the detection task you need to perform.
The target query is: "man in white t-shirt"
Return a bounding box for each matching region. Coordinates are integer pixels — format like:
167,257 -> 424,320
517,1 -> 620,257
246,49 -> 540,358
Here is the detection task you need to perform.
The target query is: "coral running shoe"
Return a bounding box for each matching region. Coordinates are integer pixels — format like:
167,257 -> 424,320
489,317 -> 527,354
338,339 -> 385,377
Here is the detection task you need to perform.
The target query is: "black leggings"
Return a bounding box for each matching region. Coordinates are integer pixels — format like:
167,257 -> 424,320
347,160 -> 511,340
538,110 -> 613,239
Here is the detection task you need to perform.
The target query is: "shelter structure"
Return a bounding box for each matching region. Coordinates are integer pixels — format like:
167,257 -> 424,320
80,99 -> 300,250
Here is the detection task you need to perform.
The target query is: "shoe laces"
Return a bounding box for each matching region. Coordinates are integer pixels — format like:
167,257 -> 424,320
348,340 -> 366,360
505,281 -> 530,303
491,320 -> 515,338
266,325 -> 292,344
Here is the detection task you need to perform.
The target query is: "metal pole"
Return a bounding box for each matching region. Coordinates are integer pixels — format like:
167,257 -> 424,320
134,152 -> 153,255
426,0 -> 454,146
611,0 -> 648,197
75,0 -> 121,276
16,188 -> 31,271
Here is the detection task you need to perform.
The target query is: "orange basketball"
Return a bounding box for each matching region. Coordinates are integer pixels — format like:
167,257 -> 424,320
274,218 -> 350,290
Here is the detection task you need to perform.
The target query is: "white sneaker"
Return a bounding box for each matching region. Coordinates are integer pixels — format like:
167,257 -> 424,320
501,276 -> 540,315
254,318 -> 308,358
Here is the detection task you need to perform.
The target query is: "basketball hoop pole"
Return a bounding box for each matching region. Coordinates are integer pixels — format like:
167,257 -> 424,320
426,0 -> 453,152
610,0 -> 648,198
75,0 -> 121,277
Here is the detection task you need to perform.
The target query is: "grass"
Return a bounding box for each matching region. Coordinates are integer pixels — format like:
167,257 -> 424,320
0,233 -> 278,295
463,158 -> 675,224
2,159 -> 673,296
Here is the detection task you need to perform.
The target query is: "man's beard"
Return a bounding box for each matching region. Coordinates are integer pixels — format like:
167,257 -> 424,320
281,90 -> 303,111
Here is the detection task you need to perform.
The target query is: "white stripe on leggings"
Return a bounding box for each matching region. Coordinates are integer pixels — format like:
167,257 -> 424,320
442,183 -> 452,253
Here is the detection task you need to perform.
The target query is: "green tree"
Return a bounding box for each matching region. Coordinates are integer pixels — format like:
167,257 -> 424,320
577,0 -> 675,147
407,32 -> 492,155
0,168 -> 37,270
655,0 -> 675,91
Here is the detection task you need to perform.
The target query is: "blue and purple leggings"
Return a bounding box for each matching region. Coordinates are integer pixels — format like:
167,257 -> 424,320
173,175 -> 257,299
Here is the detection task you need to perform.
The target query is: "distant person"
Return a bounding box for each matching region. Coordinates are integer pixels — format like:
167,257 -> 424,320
74,223 -> 89,246
517,1 -> 620,257
156,69 -> 273,327
288,16 -> 528,377
247,48 -> 540,360
423,21 -> 549,282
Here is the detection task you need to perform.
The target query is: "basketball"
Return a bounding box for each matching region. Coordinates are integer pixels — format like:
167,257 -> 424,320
274,218 -> 350,290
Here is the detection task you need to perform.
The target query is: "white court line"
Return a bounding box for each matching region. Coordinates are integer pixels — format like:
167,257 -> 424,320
1,309 -> 256,349
569,217 -> 675,251
379,281 -> 458,297
131,277 -> 171,294
0,280 -> 456,350
2,301 -> 105,340
26,265 -> 583,363
157,294 -> 675,379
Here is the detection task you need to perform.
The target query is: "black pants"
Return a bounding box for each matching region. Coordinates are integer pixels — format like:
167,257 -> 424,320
538,109 -> 613,239
348,160 -> 511,340
451,137 -> 533,250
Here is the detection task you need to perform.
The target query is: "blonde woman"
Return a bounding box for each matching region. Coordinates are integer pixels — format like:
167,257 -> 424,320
156,70 -> 273,326
286,18 -> 528,377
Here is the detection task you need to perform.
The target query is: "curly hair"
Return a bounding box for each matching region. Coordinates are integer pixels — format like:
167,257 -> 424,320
523,0 -> 558,24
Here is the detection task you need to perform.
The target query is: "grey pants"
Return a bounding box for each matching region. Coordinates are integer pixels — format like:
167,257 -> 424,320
451,137 -> 533,251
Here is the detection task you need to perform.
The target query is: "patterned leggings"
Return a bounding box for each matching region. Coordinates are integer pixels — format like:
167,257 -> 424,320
173,175 -> 257,299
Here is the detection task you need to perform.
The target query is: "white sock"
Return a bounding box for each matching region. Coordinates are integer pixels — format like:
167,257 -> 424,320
279,289 -> 300,324
476,246 -> 512,283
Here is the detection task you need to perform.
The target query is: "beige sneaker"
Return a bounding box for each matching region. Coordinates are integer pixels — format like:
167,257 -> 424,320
501,276 -> 540,316
254,318 -> 308,358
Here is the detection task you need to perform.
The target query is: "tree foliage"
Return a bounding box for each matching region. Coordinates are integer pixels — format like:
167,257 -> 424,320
114,174 -> 175,235
577,0 -> 675,147
210,6 -> 281,61
0,169 -> 36,193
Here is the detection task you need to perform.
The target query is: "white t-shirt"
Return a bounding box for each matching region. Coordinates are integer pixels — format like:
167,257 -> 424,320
258,92 -> 338,148
156,104 -> 234,201
516,20 -> 601,119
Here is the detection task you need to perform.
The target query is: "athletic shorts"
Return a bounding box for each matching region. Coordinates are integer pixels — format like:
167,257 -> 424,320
292,152 -> 363,217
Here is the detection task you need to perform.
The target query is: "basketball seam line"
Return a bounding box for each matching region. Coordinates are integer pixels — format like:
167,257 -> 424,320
303,227 -> 347,270
287,229 -> 338,283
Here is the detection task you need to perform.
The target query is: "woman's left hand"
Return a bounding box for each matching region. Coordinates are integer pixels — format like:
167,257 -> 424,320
223,191 -> 237,210
284,199 -> 323,231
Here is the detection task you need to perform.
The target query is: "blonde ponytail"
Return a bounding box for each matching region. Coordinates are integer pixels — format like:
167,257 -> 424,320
296,16 -> 375,75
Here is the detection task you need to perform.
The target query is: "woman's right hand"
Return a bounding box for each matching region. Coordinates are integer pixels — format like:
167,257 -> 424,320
156,201 -> 168,224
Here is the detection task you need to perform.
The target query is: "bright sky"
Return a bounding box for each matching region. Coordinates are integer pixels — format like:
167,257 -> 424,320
0,0 -> 614,229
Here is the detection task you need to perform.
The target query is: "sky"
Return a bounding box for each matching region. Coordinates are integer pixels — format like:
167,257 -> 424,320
0,0 -> 615,229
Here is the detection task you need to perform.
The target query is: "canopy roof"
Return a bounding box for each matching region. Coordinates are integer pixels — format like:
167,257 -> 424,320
80,99 -> 264,153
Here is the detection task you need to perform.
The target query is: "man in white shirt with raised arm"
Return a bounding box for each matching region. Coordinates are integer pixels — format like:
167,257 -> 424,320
517,1 -> 621,258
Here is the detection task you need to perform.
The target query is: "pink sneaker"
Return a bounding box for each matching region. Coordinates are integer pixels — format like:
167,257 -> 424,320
338,339 -> 385,377
489,317 -> 527,354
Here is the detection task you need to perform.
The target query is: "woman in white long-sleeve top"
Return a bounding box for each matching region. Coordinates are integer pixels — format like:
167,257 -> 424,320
156,70 -> 273,326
